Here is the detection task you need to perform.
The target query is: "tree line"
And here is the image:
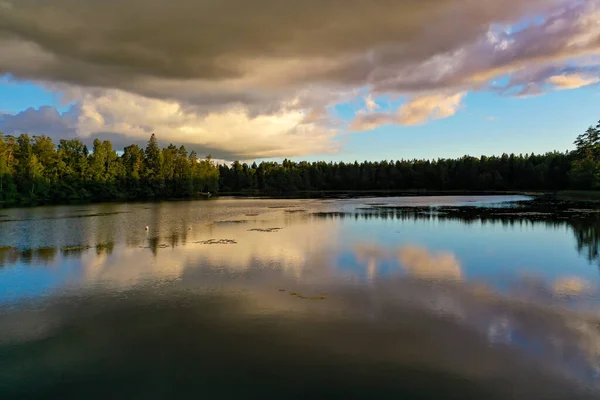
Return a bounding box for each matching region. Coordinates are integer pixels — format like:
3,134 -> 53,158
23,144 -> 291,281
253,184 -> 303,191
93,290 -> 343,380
1,120 -> 599,206
0,133 -> 218,205
220,120 -> 600,194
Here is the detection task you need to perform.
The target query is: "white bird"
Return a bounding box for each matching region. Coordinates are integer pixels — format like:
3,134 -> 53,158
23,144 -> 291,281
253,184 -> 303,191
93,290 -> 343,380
145,226 -> 149,231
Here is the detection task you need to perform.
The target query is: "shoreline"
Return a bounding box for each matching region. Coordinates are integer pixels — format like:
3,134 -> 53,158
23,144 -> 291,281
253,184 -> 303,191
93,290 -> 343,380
4,189 -> 600,210
0,190 -> 556,210
216,189 -> 548,198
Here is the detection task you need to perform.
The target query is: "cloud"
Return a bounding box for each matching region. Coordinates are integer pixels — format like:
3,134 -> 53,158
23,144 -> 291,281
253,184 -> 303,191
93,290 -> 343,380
364,95 -> 380,113
350,92 -> 466,131
548,73 -> 600,89
0,106 -> 79,138
0,90 -> 338,159
399,92 -> 466,125
490,62 -> 600,96
0,0 -> 558,87
0,0 -> 599,155
349,112 -> 397,132
369,1 -> 600,94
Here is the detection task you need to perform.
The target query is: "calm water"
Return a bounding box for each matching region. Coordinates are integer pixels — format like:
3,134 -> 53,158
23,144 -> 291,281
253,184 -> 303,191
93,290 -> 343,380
1,195 -> 600,399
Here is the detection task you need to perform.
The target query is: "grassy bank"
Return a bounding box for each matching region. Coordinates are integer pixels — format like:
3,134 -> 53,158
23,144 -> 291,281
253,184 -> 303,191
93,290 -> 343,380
557,190 -> 600,201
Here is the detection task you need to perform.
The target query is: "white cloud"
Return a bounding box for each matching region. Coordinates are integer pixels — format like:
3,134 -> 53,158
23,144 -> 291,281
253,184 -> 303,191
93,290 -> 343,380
1,90 -> 339,159
364,95 -> 380,112
547,73 -> 600,89
398,92 -> 466,126
350,92 -> 466,131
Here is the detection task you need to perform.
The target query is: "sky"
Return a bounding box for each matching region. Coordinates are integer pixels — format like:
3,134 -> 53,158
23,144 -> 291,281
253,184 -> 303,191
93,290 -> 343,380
0,0 -> 599,163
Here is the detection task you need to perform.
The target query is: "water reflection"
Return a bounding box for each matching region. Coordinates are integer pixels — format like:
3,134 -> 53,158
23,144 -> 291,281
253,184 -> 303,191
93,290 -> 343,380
347,247 -> 600,387
353,245 -> 389,282
0,246 -> 58,266
572,216 -> 600,265
553,277 -> 594,297
2,197 -> 600,397
398,245 -> 463,282
3,284 -> 598,398
316,203 -> 600,268
2,199 -> 600,293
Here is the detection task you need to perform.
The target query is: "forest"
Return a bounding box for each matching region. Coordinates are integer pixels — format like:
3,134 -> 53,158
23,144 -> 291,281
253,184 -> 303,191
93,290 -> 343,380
219,120 -> 600,194
0,133 -> 219,206
0,120 -> 599,206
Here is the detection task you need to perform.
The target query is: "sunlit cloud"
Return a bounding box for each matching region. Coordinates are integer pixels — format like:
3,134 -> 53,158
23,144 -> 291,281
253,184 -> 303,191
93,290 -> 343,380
548,73 -> 600,89
0,90 -> 339,159
364,95 -> 380,113
350,92 -> 466,131
398,92 -> 466,126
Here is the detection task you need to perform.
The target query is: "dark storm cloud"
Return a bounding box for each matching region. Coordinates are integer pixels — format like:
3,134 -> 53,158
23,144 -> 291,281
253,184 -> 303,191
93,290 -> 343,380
0,0 -> 561,96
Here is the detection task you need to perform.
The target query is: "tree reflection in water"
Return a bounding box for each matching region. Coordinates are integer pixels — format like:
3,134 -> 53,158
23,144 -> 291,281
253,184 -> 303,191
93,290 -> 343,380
571,215 -> 600,266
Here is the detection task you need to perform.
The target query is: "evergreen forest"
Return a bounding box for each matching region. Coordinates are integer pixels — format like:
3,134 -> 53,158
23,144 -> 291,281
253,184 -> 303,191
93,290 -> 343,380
1,120 -> 600,206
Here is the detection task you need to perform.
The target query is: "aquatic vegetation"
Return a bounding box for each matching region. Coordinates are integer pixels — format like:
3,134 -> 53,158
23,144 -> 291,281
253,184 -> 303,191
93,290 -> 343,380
310,212 -> 352,218
95,242 -> 115,254
61,245 -> 92,253
196,239 -> 238,245
95,242 -> 114,250
285,290 -> 327,300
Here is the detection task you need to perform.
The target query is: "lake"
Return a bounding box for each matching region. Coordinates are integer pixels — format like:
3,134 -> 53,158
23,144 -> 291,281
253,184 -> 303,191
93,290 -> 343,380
1,195 -> 600,399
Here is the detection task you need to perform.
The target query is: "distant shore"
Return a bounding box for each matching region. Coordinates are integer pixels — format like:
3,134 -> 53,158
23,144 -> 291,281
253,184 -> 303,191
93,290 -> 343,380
556,190 -> 600,201
5,190 -> 600,210
215,189 -> 548,199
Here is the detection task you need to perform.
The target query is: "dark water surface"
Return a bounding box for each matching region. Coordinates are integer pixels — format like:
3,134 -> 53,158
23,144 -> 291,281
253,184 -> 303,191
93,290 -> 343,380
2,196 -> 600,399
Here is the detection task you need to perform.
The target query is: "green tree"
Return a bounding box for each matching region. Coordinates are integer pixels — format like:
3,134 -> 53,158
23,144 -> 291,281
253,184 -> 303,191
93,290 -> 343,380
571,124 -> 600,189
14,134 -> 45,200
0,134 -> 18,203
121,144 -> 144,196
144,134 -> 163,179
